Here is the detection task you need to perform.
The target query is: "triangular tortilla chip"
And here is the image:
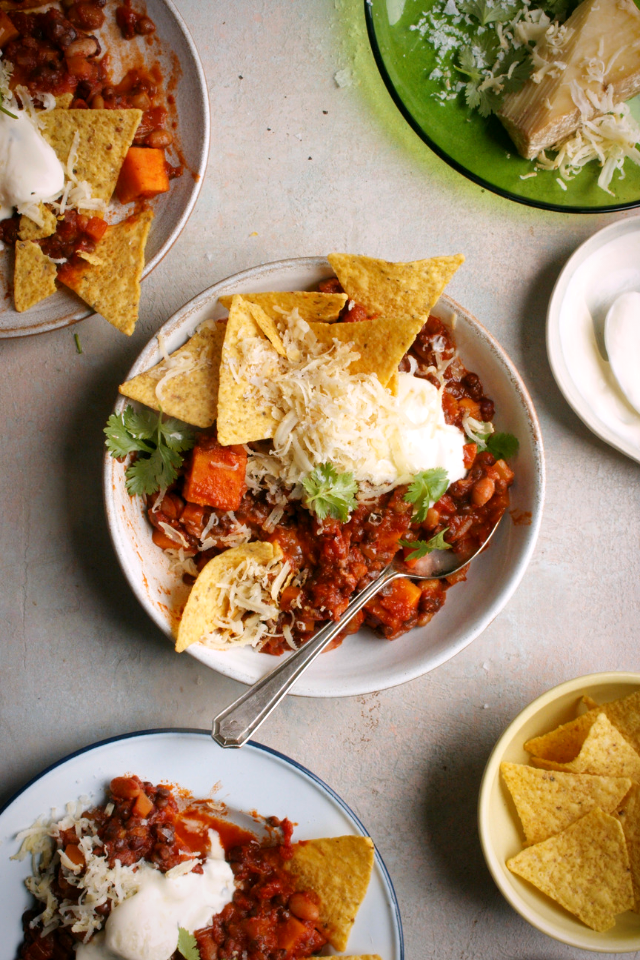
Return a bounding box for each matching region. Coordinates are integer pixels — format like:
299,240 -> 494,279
525,692 -> 640,762
327,253 -> 464,320
246,300 -> 285,356
308,316 -> 423,387
216,296 -> 279,445
119,324 -> 226,428
625,838 -> 640,913
55,93 -> 74,109
617,782 -> 640,841
18,205 -> 57,241
58,210 -> 152,335
530,714 -> 640,780
14,241 -> 57,312
218,290 -> 347,321
500,762 -> 631,845
40,109 -> 141,204
507,808 -> 633,931
284,836 -> 374,952
176,542 -> 278,653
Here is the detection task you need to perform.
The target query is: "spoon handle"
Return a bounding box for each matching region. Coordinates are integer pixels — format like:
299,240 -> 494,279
212,564 -> 400,748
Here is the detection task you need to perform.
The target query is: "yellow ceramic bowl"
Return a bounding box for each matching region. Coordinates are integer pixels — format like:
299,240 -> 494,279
478,672 -> 640,953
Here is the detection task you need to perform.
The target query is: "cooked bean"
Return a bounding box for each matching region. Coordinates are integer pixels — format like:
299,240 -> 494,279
135,16 -> 156,35
90,93 -> 105,109
146,129 -> 173,148
288,892 -> 320,921
130,91 -> 151,111
110,777 -> 141,799
471,476 -> 495,507
65,35 -> 100,58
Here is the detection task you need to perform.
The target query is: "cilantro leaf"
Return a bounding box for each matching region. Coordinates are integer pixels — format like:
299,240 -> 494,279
457,46 -> 482,82
302,462 -> 357,522
404,468 -> 449,523
486,432 -> 519,460
459,0 -> 517,25
104,405 -> 196,496
0,91 -> 17,120
177,928 -> 200,960
477,86 -> 503,118
399,529 -> 452,561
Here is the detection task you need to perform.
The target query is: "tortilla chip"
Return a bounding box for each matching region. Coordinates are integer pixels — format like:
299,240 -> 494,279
78,251 -> 104,266
617,782 -> 640,841
308,316 -> 422,387
582,695 -> 599,711
58,210 -> 152,336
55,93 -> 74,109
176,542 -> 278,653
525,692 -> 640,761
507,808 -> 633,931
218,291 -> 347,322
500,762 -> 631,845
530,714 -> 640,780
216,296 -> 279,446
327,253 -> 464,320
387,370 -> 399,396
246,300 -> 286,356
285,836 -> 374,951
625,838 -> 640,912
14,241 -> 57,312
40,109 -> 142,204
18,205 -> 57,241
120,325 -> 226,428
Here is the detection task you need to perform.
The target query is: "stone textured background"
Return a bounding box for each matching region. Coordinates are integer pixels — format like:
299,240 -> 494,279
1,1 -> 640,957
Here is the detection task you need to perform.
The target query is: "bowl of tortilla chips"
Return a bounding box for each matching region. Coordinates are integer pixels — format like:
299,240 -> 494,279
479,672 -> 640,952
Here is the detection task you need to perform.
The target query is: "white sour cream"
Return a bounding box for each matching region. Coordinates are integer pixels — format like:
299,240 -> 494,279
76,835 -> 234,960
604,291 -> 640,415
0,108 -> 65,220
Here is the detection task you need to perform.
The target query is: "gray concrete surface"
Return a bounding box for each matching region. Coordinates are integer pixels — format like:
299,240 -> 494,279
2,1 -> 640,957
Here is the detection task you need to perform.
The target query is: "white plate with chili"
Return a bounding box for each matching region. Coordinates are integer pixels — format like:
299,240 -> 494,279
0,729 -> 403,958
103,256 -> 545,698
0,0 -> 209,338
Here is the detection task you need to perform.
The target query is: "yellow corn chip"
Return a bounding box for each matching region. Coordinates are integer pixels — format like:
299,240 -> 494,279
18,205 -> 57,241
55,93 -> 74,109
40,109 -> 142,204
500,762 -> 631,845
582,695 -> 599,711
59,210 -> 152,336
175,542 -> 279,653
507,808 -> 633,931
617,782 -> 640,841
530,714 -> 640,780
218,290 -> 347,322
285,836 -> 374,951
216,296 -> 279,446
78,251 -> 104,266
246,300 -> 286,356
525,692 -> 640,762
625,838 -> 640,912
14,241 -> 57,312
308,316 -> 423,387
327,253 -> 464,320
120,324 -> 226,428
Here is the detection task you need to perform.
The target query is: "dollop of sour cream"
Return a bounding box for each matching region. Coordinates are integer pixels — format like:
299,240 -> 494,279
0,108 -> 65,220
76,832 -> 234,960
604,291 -> 640,415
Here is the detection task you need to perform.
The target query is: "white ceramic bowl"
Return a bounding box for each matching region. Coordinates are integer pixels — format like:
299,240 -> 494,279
104,256 -> 545,697
0,0 -> 209,338
479,672 -> 640,953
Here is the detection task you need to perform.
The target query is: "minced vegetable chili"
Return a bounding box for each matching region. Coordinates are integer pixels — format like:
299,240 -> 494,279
146,285 -> 515,654
18,777 -> 327,960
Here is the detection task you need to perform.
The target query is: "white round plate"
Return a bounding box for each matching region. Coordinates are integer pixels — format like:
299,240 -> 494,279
104,256 -> 545,698
0,0 -> 209,338
0,730 -> 403,959
547,216 -> 640,464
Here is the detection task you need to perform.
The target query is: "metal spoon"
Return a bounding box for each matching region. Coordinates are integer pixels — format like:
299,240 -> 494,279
212,515 -> 504,748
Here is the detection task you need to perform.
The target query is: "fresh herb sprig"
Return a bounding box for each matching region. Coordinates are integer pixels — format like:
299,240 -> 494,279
302,462 -> 357,522
399,529 -> 452,561
104,405 -> 196,496
177,929 -> 200,960
485,431 -> 519,460
403,468 -> 449,523
0,90 -> 17,120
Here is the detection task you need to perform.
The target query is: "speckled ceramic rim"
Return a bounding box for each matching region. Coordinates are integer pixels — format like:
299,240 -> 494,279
0,0 -> 210,339
104,256 -> 545,697
0,728 -> 404,959
363,1 -> 640,214
546,216 -> 640,466
478,672 -> 640,953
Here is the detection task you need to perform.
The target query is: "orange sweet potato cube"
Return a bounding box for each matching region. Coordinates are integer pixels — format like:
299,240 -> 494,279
115,146 -> 169,205
183,437 -> 247,511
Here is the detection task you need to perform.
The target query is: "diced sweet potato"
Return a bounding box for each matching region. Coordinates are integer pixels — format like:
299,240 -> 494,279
116,146 -> 169,204
0,11 -> 19,47
132,791 -> 154,818
276,915 -> 307,952
379,577 -> 421,617
183,437 -> 247,511
85,216 -> 108,243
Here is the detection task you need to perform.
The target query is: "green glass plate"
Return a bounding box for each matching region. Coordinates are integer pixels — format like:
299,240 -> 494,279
365,0 -> 640,212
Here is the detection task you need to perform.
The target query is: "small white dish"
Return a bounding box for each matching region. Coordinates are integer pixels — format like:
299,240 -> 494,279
104,256 -> 545,698
0,0 -> 210,338
547,216 -> 640,465
479,672 -> 640,953
0,730 -> 403,958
